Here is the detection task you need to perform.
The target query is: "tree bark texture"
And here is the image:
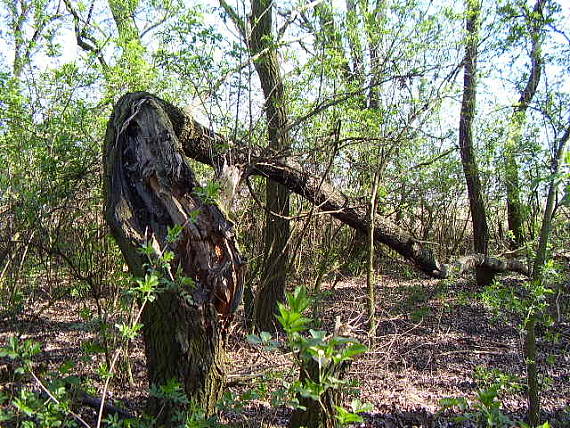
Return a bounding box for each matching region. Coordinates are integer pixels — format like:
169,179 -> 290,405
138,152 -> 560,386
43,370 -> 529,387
505,0 -> 546,249
525,119 -> 569,426
103,93 -> 245,419
110,92 -> 529,284
249,0 -> 291,332
458,0 -> 493,286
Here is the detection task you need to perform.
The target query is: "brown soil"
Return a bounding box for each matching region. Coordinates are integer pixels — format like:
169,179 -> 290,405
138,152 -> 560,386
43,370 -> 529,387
1,271 -> 569,427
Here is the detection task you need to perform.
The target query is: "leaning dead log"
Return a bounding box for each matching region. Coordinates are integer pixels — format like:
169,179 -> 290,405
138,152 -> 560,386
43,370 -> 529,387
119,92 -> 528,279
443,254 -> 528,278
103,93 -> 245,419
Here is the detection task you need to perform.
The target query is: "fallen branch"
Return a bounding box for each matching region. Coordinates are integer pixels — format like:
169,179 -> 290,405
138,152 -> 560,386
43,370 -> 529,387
117,92 -> 529,279
75,391 -> 135,420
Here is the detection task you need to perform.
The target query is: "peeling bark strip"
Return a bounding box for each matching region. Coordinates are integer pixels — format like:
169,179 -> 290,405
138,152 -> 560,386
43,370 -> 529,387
111,92 -> 528,280
103,93 -> 245,418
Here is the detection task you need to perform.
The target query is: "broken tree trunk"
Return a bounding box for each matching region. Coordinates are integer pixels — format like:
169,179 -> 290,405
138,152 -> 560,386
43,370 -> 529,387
103,93 -> 245,420
112,92 -> 528,281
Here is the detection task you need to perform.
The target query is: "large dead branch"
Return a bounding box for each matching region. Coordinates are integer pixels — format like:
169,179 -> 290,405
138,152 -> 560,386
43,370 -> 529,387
126,92 -> 529,279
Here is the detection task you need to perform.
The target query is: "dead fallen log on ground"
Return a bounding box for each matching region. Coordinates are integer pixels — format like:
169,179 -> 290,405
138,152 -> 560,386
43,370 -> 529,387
122,92 -> 529,280
443,254 -> 528,278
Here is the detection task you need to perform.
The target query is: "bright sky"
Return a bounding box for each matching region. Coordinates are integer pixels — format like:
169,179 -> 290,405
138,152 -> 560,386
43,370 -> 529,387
0,0 -> 568,116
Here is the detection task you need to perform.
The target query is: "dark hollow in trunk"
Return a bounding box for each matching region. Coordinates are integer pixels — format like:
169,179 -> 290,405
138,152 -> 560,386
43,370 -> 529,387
103,93 -> 245,420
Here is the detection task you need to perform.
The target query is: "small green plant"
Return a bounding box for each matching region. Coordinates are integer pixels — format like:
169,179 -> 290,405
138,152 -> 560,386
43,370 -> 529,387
439,386 -> 513,427
473,366 -> 523,396
249,286 -> 371,426
439,368 -> 551,428
335,399 -> 374,425
0,336 -> 41,374
0,337 -> 90,427
194,181 -> 221,205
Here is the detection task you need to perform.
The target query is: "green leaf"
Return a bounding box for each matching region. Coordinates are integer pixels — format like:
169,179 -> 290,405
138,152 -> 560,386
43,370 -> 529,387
161,250 -> 175,263
246,334 -> 262,345
334,405 -> 364,424
137,243 -> 156,256
166,224 -> 183,243
439,396 -> 468,410
341,343 -> 368,360
350,398 -> 373,413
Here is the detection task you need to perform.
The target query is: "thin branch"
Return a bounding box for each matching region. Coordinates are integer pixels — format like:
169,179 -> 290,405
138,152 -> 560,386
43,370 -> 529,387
62,0 -> 108,69
30,371 -> 91,428
140,13 -> 170,39
412,147 -> 457,169
219,0 -> 247,40
285,70 -> 436,132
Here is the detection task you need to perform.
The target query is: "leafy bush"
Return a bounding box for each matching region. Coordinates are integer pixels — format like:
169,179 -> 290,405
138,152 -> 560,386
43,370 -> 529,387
248,286 -> 371,426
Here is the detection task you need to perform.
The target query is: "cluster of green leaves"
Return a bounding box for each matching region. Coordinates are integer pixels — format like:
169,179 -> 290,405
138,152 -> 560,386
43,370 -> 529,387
0,337 -> 85,427
248,286 -> 371,425
0,337 -> 41,375
473,366 -> 523,396
440,365 -> 544,427
480,261 -> 559,328
4,388 -> 74,427
194,181 -> 221,205
439,387 -> 515,427
439,385 -> 552,428
134,225 -> 198,304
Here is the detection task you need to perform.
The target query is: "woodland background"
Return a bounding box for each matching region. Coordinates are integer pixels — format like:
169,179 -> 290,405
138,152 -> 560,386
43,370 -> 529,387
0,0 -> 569,426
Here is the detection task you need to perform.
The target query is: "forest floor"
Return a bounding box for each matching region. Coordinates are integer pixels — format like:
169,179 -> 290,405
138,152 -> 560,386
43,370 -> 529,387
1,267 -> 569,427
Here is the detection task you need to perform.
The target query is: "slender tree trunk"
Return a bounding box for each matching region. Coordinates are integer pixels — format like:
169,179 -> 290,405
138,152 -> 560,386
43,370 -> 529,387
103,93 -> 245,421
525,119 -> 569,426
524,315 -> 539,427
505,0 -> 546,249
108,0 -> 140,44
367,170 -> 381,335
11,1 -> 27,79
248,0 -> 291,332
458,0 -> 492,286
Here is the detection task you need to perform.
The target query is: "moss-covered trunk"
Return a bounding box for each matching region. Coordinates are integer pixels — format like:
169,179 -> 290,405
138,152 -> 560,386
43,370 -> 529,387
141,292 -> 226,418
103,92 -> 245,421
249,0 -> 291,332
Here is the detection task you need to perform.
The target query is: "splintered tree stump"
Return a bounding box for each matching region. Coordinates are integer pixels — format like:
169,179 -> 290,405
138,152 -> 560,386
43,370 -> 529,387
103,93 -> 245,420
